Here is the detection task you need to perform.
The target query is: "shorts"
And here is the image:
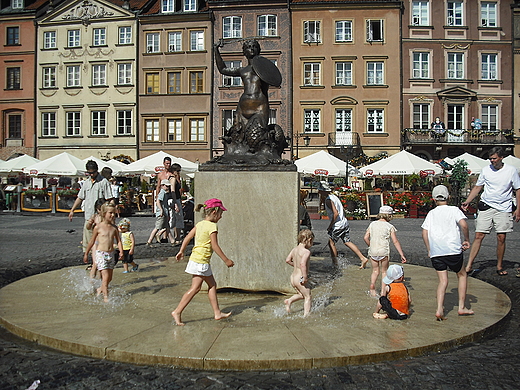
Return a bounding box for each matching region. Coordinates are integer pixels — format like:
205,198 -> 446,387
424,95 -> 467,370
169,199 -> 185,229
121,249 -> 134,264
155,215 -> 168,230
95,250 -> 115,271
431,253 -> 464,273
475,208 -> 513,234
328,224 -> 351,244
185,260 -> 212,277
379,296 -> 408,320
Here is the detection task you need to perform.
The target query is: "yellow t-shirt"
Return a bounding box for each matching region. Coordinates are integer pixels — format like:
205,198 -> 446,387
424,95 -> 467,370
121,231 -> 133,251
189,220 -> 218,264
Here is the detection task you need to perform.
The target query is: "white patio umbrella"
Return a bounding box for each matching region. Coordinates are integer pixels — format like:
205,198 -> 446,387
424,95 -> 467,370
121,151 -> 198,178
25,152 -> 86,176
0,154 -> 40,174
445,152 -> 488,175
360,150 -> 442,176
295,150 -> 360,177
83,156 -> 126,176
504,155 -> 520,172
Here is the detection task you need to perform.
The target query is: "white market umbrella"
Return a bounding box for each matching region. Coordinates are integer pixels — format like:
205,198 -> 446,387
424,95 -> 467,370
360,150 -> 442,176
295,150 -> 360,177
83,156 -> 126,176
0,154 -> 40,174
504,155 -> 520,172
25,152 -> 86,176
445,153 -> 488,175
122,151 -> 198,178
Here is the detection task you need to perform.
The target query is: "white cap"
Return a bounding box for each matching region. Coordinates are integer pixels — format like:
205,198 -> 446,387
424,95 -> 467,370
383,265 -> 404,284
432,185 -> 449,200
379,205 -> 393,214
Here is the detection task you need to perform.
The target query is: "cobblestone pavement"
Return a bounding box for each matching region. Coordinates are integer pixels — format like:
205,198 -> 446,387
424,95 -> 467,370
1,212 -> 520,389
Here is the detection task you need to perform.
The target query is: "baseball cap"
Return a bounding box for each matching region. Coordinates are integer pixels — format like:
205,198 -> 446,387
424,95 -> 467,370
160,179 -> 171,186
204,198 -> 227,211
383,264 -> 404,285
118,218 -> 130,228
379,205 -> 394,214
432,185 -> 449,201
318,181 -> 331,192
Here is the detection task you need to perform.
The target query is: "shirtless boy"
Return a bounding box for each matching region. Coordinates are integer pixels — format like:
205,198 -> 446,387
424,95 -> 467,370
284,229 -> 314,317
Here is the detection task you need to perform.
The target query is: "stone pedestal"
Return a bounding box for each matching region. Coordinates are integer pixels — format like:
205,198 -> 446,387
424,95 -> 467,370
195,171 -> 299,293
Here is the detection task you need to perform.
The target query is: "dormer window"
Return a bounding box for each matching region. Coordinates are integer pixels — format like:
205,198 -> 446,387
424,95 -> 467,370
184,0 -> 196,12
12,0 -> 23,9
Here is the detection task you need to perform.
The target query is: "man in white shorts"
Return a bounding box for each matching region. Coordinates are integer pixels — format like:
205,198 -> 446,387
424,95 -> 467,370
462,147 -> 520,276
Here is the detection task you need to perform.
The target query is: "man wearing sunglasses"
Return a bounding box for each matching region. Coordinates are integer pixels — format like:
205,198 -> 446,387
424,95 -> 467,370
69,160 -> 113,253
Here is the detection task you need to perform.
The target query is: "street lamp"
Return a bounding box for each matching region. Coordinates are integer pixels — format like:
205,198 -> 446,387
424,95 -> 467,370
293,133 -> 311,160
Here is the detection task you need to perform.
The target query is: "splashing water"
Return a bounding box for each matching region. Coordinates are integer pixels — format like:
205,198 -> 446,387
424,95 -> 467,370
62,268 -> 134,311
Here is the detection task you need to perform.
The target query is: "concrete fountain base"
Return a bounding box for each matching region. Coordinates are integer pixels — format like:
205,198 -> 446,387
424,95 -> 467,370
0,257 -> 510,371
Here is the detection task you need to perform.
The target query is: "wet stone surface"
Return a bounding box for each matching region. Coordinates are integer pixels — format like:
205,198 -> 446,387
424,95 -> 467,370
1,213 -> 520,389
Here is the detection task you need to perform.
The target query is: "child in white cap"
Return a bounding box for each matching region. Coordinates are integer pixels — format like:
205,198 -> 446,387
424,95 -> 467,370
364,205 -> 407,297
373,264 -> 411,320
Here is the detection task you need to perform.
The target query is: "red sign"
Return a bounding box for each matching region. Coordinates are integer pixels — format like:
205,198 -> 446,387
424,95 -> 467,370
154,166 -> 165,173
364,169 -> 374,177
30,170 -> 38,175
314,169 -> 328,176
420,169 -> 435,178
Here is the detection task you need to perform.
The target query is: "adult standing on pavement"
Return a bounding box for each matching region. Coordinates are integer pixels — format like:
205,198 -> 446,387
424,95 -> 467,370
69,160 -> 113,253
156,157 -> 172,193
318,182 -> 369,268
462,146 -> 520,276
169,163 -> 184,244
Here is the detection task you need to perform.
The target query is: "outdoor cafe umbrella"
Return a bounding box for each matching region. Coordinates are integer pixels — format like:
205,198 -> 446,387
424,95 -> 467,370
0,154 -> 40,174
295,150 -> 360,177
504,155 -> 520,172
359,150 -> 442,177
24,152 -> 86,176
444,152 -> 488,175
83,156 -> 126,176
121,151 -> 198,178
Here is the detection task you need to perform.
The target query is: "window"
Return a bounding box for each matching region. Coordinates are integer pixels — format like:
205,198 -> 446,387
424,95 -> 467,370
481,53 -> 497,80
223,16 -> 242,39
66,65 -> 81,87
190,30 -> 204,51
8,114 -> 21,138
335,21 -> 352,42
93,28 -> 106,46
44,31 -> 56,49
304,63 -> 320,86
481,2 -> 497,27
190,71 -> 203,93
223,109 -> 236,132
42,66 -> 56,88
68,30 -> 80,47
7,27 -> 19,45
66,111 -> 81,136
367,109 -> 384,133
258,15 -> 277,37
367,62 -> 384,85
412,52 -> 429,78
118,63 -> 132,85
447,1 -> 463,26
223,61 -> 242,86
336,62 -> 352,85
447,104 -> 463,129
412,1 -> 429,26
304,109 -> 320,132
303,21 -> 321,43
146,119 -> 160,142
146,72 -> 159,94
7,68 -> 21,90
481,105 -> 497,130
168,31 -> 182,52
12,0 -> 23,9
162,0 -> 174,13
91,111 -> 106,135
146,33 -> 160,53
447,52 -> 464,79
42,112 -> 56,136
190,118 -> 205,141
413,103 -> 430,129
168,119 -> 182,141
366,19 -> 383,42
336,109 -> 352,132
117,110 -> 132,135
92,64 -> 106,86
168,72 -> 181,94
119,27 -> 132,45
184,0 -> 196,12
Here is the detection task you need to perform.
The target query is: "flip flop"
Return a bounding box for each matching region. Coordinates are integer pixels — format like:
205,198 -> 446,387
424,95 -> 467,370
496,269 -> 508,276
516,269 -> 520,278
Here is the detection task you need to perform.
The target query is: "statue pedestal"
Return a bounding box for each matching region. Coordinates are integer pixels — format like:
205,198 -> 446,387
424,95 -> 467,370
195,171 -> 299,293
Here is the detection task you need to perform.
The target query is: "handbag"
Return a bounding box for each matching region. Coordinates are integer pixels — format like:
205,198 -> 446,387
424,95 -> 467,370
477,200 -> 492,211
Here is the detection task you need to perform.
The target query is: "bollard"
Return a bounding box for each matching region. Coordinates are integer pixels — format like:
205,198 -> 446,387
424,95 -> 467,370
51,185 -> 57,213
16,183 -> 22,213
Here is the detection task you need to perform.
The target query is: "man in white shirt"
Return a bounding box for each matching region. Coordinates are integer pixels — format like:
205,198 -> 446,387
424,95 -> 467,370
462,147 -> 520,276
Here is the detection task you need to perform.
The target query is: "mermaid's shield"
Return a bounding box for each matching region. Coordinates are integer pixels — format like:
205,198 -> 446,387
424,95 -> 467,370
252,56 -> 282,87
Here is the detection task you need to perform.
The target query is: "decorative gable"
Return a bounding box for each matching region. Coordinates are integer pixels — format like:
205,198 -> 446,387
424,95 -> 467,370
39,0 -> 134,26
437,86 -> 477,103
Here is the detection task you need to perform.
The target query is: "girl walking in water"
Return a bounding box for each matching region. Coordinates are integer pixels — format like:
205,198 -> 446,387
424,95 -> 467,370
172,198 -> 234,325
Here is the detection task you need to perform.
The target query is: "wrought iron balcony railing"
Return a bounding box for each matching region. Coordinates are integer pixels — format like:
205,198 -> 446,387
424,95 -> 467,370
328,132 -> 361,147
401,128 -> 514,145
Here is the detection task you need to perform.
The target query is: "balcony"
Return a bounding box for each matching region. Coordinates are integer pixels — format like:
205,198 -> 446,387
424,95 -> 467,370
401,128 -> 514,146
328,131 -> 361,147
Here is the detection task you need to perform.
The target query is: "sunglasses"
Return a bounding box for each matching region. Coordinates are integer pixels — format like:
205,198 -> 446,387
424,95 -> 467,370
86,171 -> 97,176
